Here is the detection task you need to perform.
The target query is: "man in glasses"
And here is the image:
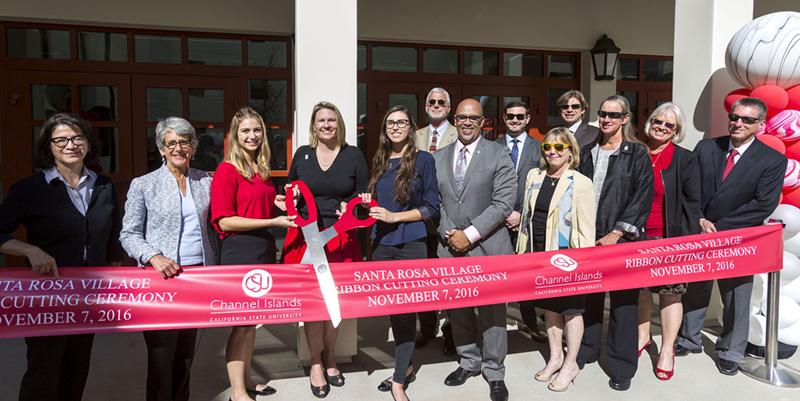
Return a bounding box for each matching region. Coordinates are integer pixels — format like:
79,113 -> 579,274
416,87 -> 458,153
494,101 -> 546,343
434,98 -> 516,401
676,97 -> 786,376
557,90 -> 598,149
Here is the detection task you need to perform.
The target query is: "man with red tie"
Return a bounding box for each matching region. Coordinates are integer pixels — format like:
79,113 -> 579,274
415,87 -> 458,152
676,97 -> 786,376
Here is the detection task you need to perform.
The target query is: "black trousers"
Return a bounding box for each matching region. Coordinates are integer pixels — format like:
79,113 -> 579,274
143,328 -> 198,401
372,239 -> 427,383
19,333 -> 94,401
578,289 -> 639,380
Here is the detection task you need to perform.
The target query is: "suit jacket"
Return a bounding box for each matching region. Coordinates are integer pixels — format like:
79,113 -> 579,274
694,136 -> 787,231
120,164 -> 219,266
434,138 -> 517,257
516,168 -> 596,253
0,172 -> 124,267
572,122 -> 600,150
416,123 -> 458,152
495,134 -> 542,212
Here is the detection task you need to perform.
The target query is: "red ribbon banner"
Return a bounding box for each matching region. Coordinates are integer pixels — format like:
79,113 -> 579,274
0,225 -> 783,339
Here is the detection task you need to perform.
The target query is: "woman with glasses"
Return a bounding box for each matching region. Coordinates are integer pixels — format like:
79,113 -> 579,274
120,117 -> 219,401
0,113 -> 125,401
577,95 -> 654,391
517,127 -> 595,392
211,108 -> 297,401
636,103 -> 701,381
358,105 -> 439,401
281,101 -> 368,398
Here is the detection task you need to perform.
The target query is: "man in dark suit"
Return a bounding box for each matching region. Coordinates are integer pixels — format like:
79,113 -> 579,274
675,97 -> 786,376
558,90 -> 599,149
435,99 -> 516,401
494,100 -> 546,343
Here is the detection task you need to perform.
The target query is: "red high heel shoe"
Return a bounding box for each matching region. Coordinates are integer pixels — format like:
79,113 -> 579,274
656,355 -> 674,380
638,336 -> 652,357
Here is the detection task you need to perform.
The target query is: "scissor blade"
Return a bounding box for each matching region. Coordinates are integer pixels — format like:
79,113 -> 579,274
300,226 -> 342,327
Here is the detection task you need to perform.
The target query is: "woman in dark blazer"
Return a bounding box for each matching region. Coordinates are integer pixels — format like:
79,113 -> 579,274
636,103 -> 701,381
0,113 -> 125,401
120,117 -> 219,401
577,95 -> 654,391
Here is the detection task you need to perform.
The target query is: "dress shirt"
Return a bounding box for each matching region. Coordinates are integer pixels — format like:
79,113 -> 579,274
567,120 -> 582,133
428,121 -> 451,147
43,166 -> 96,216
452,137 -> 482,244
504,133 -> 527,172
726,136 -> 755,164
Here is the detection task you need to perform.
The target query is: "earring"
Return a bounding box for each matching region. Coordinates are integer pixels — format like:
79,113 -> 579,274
161,155 -> 166,164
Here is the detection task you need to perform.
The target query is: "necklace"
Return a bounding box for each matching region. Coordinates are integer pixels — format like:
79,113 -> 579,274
650,150 -> 663,167
316,147 -> 339,169
545,175 -> 558,187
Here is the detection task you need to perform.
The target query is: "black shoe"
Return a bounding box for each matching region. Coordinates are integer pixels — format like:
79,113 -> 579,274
674,344 -> 701,357
415,332 -> 435,348
608,377 -> 631,391
377,372 -> 416,392
324,369 -> 345,387
489,380 -> 508,401
251,385 -> 277,396
310,380 -> 330,398
716,358 -> 739,375
444,367 -> 480,386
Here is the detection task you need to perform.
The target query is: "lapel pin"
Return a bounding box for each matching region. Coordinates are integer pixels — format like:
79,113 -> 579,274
305,154 -> 309,160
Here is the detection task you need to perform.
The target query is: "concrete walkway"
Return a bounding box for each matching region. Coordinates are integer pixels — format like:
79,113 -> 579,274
1,308 -> 799,400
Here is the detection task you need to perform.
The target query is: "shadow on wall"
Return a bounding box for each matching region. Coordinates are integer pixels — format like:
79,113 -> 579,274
693,68 -> 745,140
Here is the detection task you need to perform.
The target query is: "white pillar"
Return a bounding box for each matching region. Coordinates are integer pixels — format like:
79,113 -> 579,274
673,0 -> 753,149
294,0 -> 358,150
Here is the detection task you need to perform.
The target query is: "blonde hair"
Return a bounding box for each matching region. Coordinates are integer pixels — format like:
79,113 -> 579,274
225,107 -> 271,181
539,127 -> 580,169
308,101 -> 347,148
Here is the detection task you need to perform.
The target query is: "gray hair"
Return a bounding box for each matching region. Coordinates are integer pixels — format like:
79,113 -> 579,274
426,87 -> 451,106
644,102 -> 687,144
156,117 -> 197,151
731,97 -> 768,121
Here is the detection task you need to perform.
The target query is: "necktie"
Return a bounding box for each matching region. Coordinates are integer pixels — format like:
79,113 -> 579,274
510,139 -> 520,170
722,149 -> 739,181
429,130 -> 438,152
455,146 -> 468,194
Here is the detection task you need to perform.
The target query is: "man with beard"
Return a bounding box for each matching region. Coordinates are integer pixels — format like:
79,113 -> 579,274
416,87 -> 458,152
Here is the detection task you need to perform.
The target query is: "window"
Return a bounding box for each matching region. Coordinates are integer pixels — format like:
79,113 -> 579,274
6,28 -> 69,59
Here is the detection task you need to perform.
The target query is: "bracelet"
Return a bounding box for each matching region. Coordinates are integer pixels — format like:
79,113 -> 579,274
611,229 -> 623,237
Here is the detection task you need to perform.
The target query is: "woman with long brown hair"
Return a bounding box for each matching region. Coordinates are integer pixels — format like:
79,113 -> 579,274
359,105 -> 439,401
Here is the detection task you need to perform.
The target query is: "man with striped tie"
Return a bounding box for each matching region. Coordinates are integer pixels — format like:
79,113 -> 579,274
416,87 -> 458,153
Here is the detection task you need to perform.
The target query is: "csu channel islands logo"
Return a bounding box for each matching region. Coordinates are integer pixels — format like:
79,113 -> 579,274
550,254 -> 578,272
242,269 -> 273,297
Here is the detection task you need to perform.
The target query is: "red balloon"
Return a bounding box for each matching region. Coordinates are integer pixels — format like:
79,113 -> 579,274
757,133 -> 786,154
750,85 -> 789,116
788,86 -> 800,111
786,139 -> 800,160
783,187 -> 800,208
724,88 -> 751,113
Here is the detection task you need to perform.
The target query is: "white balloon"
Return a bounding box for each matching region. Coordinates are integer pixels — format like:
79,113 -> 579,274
725,11 -> 800,89
749,314 -> 767,346
783,252 -> 800,284
752,273 -> 768,305
779,295 -> 800,328
778,320 -> 800,346
769,204 -> 800,236
782,277 -> 800,303
784,232 -> 800,256
752,302 -> 763,316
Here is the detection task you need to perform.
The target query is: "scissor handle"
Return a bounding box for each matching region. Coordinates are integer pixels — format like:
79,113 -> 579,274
285,180 -> 317,228
331,197 -> 379,233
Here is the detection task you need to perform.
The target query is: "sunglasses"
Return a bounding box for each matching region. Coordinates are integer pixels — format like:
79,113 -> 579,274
598,110 -> 627,119
559,104 -> 582,111
428,99 -> 447,106
505,113 -> 527,121
728,113 -> 760,125
542,142 -> 570,152
651,119 -> 676,130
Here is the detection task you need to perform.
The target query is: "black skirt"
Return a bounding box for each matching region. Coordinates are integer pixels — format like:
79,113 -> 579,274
220,228 -> 276,265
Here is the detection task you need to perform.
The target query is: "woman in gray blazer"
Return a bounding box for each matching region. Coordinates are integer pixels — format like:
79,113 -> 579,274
120,117 -> 219,401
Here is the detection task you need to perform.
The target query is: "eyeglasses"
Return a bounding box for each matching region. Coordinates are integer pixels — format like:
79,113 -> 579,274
598,110 -> 627,119
385,119 -> 410,129
455,114 -> 482,123
542,142 -> 570,152
728,113 -> 760,125
559,104 -> 582,111
164,140 -> 192,150
651,119 -> 676,130
505,113 -> 527,121
50,135 -> 87,148
428,99 -> 446,106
